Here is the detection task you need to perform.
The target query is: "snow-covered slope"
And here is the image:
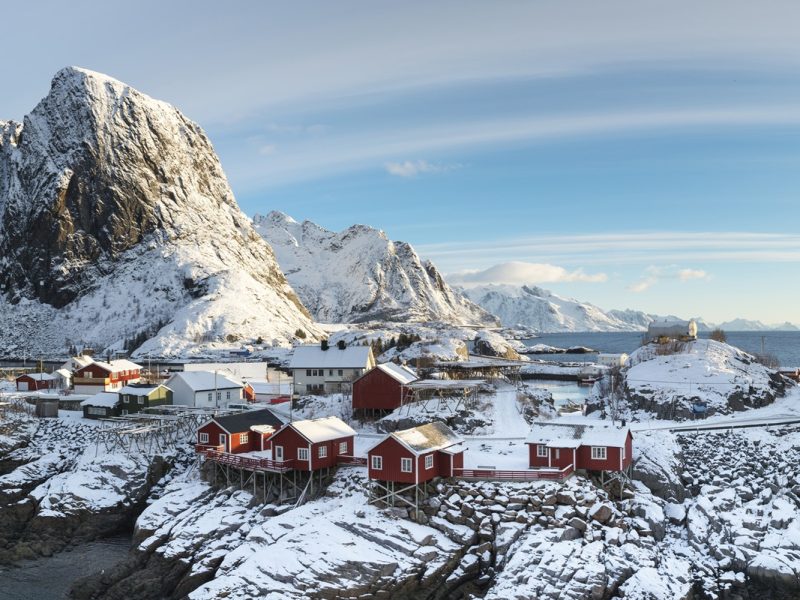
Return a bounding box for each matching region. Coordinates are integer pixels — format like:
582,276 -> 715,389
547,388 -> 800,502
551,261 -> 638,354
625,339 -> 788,418
255,211 -> 497,326
0,68 -> 318,357
461,284 -> 653,332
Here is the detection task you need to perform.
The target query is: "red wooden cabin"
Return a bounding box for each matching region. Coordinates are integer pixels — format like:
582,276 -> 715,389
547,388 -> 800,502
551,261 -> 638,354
15,373 -> 57,391
367,421 -> 464,485
270,416 -> 356,471
526,422 -> 632,472
73,359 -> 142,394
196,408 -> 285,454
352,363 -> 418,413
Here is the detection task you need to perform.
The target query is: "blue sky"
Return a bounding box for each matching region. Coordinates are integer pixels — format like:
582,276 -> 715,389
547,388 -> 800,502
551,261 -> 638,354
3,1 -> 800,324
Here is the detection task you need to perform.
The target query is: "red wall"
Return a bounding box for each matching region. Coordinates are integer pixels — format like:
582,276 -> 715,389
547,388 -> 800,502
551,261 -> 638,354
271,426 -> 354,471
368,438 -> 447,484
16,375 -> 53,391
575,445 -> 623,471
352,369 -> 410,411
197,422 -> 229,451
75,363 -> 140,384
528,436 -> 632,472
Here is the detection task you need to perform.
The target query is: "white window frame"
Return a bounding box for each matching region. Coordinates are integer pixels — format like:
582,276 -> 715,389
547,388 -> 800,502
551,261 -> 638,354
339,441 -> 347,454
591,446 -> 607,460
137,397 -> 144,405
555,449 -> 560,460
318,445 -> 327,458
240,433 -> 249,444
425,454 -> 433,470
207,392 -> 213,402
298,447 -> 310,461
400,457 -> 413,473
226,391 -> 231,400
536,445 -> 548,458
371,455 -> 383,470
219,433 -> 227,447
275,445 -> 284,461
199,432 -> 209,444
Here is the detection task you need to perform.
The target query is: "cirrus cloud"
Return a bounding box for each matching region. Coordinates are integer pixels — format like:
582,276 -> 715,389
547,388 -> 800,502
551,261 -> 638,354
627,265 -> 710,293
384,159 -> 460,178
447,261 -> 607,286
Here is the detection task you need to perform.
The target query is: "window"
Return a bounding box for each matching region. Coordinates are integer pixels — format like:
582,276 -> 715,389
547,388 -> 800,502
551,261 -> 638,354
199,432 -> 209,443
226,391 -> 231,400
591,446 -> 607,460
207,392 -> 212,402
401,458 -> 413,473
537,445 -> 548,457
371,455 -> 382,470
555,449 -> 560,460
338,369 -> 343,376
219,434 -> 227,447
298,448 -> 310,461
240,433 -> 248,444
425,455 -> 433,470
306,369 -> 312,376
339,441 -> 347,454
88,406 -> 104,415
306,384 -> 313,392
329,369 -> 333,376
275,445 -> 284,461
318,445 -> 327,458
137,397 -> 144,405
216,392 -> 221,401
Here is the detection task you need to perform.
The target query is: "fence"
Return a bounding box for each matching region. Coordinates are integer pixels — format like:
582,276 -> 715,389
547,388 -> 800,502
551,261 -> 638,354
203,449 -> 296,473
453,464 -> 573,481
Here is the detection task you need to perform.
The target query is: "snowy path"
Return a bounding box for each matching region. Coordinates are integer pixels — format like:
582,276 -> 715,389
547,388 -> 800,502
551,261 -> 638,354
487,385 -> 530,438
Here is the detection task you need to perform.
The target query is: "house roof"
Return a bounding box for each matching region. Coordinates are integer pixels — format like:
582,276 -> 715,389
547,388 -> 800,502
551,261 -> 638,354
376,363 -> 418,385
167,371 -> 243,391
526,421 -> 630,448
289,345 -> 373,369
213,408 -> 285,434
55,368 -> 72,378
378,421 -> 463,456
247,380 -> 292,395
118,384 -> 166,396
17,373 -> 57,381
80,392 -> 120,408
285,416 -> 356,443
85,359 -> 143,374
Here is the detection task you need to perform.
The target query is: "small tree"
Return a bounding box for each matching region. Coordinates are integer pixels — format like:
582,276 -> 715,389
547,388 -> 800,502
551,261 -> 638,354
295,328 -> 307,339
709,328 -> 727,343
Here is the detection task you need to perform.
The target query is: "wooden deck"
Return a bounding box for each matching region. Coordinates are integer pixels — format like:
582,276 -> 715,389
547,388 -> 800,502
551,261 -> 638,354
453,464 -> 573,481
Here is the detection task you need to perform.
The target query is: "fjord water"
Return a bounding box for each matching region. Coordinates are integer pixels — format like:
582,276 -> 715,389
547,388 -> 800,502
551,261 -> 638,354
524,331 -> 800,368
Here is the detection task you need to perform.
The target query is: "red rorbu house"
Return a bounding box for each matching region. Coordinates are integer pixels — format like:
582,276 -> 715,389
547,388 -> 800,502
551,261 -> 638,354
73,359 -> 142,394
352,363 -> 418,416
526,422 -> 633,479
270,416 -> 356,472
367,421 -> 464,485
196,408 -> 285,454
15,373 -> 58,392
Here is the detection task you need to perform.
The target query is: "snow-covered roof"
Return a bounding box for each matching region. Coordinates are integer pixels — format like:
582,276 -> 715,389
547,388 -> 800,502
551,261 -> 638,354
87,359 -> 143,373
289,345 -> 373,369
55,368 -> 72,378
118,384 -> 165,396
17,372 -> 57,381
286,416 -> 356,443
80,392 -> 120,408
247,380 -> 292,395
167,371 -> 243,391
250,424 -> 277,435
376,363 -> 418,385
526,422 -> 630,448
383,421 -> 463,456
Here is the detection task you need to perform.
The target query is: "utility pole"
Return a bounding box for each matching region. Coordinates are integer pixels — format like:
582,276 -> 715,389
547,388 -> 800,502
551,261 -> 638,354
761,335 -> 766,355
214,369 -> 218,409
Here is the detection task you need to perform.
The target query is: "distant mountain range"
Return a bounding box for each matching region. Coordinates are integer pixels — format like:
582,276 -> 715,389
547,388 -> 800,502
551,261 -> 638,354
255,211 -> 498,326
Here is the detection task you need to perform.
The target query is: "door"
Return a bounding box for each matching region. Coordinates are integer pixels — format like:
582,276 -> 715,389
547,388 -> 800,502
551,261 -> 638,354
18,382 -> 28,391
275,445 -> 284,461
219,434 -> 227,451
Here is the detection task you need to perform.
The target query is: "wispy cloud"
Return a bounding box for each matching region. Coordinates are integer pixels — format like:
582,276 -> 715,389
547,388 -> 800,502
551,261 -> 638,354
384,160 -> 460,178
447,261 -> 607,286
627,265 -> 710,293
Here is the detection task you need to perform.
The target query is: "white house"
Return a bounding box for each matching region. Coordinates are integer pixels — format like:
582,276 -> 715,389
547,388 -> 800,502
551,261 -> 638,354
289,343 -> 376,395
596,353 -> 629,368
165,371 -> 244,408
645,319 -> 698,344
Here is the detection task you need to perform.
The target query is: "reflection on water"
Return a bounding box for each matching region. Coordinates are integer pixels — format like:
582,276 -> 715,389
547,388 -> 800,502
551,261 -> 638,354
0,536 -> 131,600
528,380 -> 592,408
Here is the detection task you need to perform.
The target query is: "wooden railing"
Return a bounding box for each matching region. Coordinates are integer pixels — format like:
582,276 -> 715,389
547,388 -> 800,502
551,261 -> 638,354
195,444 -> 224,454
203,450 -> 296,473
337,455 -> 367,466
453,464 -> 573,481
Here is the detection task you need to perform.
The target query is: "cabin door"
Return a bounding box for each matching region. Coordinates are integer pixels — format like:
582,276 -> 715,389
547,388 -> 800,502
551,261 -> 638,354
275,445 -> 284,461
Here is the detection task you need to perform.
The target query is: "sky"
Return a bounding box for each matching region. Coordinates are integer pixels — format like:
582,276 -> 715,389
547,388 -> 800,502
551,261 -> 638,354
3,1 -> 800,324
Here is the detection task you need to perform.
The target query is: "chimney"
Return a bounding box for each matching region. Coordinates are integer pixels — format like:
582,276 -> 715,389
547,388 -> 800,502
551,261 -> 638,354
337,340 -> 346,350
321,339 -> 329,351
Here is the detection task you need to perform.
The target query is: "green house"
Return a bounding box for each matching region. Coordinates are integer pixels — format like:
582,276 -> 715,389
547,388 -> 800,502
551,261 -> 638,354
118,384 -> 173,415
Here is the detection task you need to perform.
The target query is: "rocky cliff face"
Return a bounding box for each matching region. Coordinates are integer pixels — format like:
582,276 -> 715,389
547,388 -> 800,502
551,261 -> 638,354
0,68 -> 317,357
461,284 -> 654,332
255,211 -> 498,326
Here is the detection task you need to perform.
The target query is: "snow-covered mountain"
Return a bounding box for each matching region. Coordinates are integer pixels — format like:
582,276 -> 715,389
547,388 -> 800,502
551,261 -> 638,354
460,284 -> 654,332
0,67 -> 318,358
255,211 -> 498,326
